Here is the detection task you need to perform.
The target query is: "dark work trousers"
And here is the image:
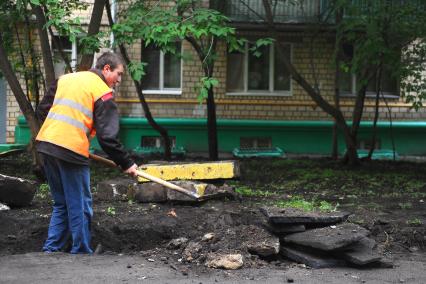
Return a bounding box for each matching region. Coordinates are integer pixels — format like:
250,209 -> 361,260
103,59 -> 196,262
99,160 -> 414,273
41,154 -> 93,254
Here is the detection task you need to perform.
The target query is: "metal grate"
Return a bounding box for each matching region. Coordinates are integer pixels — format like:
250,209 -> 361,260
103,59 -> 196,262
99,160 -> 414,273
240,137 -> 272,149
141,136 -> 176,148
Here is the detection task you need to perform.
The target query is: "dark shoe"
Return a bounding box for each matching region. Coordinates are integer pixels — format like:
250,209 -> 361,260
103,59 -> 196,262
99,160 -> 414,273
94,243 -> 103,255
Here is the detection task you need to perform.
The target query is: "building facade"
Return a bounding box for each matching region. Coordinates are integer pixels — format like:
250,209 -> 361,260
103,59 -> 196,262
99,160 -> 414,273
5,0 -> 426,156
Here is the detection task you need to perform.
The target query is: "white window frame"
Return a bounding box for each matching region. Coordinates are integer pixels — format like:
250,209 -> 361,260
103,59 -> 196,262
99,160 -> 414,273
339,73 -> 400,99
142,44 -> 183,96
226,42 -> 293,97
52,35 -> 80,75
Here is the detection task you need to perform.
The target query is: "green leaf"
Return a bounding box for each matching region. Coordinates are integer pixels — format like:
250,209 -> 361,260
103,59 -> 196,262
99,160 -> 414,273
197,87 -> 208,103
128,61 -> 147,82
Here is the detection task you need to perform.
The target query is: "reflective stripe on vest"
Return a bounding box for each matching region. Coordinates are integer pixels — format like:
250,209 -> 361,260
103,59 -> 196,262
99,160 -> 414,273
52,97 -> 93,119
46,112 -> 90,134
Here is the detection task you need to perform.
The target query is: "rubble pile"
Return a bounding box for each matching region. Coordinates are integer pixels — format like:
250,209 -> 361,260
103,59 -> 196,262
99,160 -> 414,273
164,224 -> 280,270
261,207 -> 391,268
96,179 -> 391,270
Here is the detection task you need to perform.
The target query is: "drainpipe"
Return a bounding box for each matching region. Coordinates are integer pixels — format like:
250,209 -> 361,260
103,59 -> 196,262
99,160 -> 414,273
110,0 -> 116,49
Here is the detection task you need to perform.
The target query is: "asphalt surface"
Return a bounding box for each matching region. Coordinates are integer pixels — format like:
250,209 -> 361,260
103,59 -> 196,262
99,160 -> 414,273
0,252 -> 425,284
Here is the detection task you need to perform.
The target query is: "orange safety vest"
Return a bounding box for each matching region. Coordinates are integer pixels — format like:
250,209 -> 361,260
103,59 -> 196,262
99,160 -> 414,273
36,71 -> 112,157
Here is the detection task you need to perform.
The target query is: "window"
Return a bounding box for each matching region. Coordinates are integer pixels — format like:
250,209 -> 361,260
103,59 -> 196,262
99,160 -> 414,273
339,44 -> 398,97
357,139 -> 380,150
51,36 -> 80,76
226,42 -> 292,95
141,136 -> 176,148
141,42 -> 182,95
240,137 -> 272,149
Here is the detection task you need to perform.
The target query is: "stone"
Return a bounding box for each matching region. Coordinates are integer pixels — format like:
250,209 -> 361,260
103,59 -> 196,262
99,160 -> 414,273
343,237 -> 381,265
284,223 -> 370,251
0,174 -> 37,207
202,233 -> 215,242
167,182 -> 237,202
166,237 -> 189,250
0,202 -> 10,211
260,207 -> 350,226
206,253 -> 243,270
281,245 -> 345,268
96,178 -> 137,201
244,225 -> 280,257
166,181 -> 206,202
182,241 -> 203,262
133,182 -> 168,203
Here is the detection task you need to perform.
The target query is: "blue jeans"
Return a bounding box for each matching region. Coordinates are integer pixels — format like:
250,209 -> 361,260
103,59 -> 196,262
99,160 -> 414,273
41,154 -> 93,254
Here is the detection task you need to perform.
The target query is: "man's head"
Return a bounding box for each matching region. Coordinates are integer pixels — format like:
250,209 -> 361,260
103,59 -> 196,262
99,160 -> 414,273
95,52 -> 125,88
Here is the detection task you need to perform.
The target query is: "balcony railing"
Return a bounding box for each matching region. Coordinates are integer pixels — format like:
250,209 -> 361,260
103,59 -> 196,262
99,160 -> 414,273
218,0 -> 426,25
221,0 -> 325,24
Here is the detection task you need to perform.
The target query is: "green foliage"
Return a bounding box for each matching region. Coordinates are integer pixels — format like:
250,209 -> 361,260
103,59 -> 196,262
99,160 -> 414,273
128,61 -> 147,82
36,183 -> 50,199
36,0 -> 88,40
197,77 -> 218,102
235,185 -> 272,197
332,0 -> 426,107
78,33 -> 107,55
406,217 -> 422,226
106,206 -> 116,216
398,202 -> 413,209
275,196 -> 338,212
113,0 -> 249,82
249,38 -> 274,57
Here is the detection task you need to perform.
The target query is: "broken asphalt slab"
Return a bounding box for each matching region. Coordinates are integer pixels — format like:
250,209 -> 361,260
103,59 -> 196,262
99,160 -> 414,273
260,207 -> 350,226
281,245 -> 346,268
283,223 -> 370,251
342,237 -> 382,266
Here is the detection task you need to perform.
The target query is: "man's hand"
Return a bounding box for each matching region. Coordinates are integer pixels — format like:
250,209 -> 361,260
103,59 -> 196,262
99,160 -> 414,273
124,163 -> 138,177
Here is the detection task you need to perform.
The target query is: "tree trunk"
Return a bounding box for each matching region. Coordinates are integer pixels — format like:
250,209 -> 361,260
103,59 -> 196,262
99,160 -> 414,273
78,0 -> 106,71
185,34 -> 219,160
367,68 -> 382,160
332,4 -> 343,160
31,4 -> 55,88
206,85 -> 218,160
105,1 -> 172,160
0,34 -> 44,178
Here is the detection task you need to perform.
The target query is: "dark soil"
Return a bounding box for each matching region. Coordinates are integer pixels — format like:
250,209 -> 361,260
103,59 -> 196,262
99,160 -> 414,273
0,153 -> 425,271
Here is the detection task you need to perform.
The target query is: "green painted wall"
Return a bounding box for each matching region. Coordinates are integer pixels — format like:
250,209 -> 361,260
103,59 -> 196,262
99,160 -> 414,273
14,116 -> 426,155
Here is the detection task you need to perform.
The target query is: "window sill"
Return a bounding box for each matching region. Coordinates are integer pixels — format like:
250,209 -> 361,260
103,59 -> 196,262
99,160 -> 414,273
226,91 -> 292,97
142,90 -> 182,96
339,92 -> 399,99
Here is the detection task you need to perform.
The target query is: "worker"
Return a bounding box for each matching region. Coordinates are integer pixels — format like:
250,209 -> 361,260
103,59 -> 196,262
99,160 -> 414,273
36,51 -> 138,254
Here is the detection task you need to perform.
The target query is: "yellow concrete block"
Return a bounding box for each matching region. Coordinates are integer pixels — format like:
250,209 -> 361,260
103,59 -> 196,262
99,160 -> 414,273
137,161 -> 240,183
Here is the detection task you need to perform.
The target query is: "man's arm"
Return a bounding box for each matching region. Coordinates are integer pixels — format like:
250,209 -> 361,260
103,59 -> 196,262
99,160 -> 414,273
93,93 -> 136,173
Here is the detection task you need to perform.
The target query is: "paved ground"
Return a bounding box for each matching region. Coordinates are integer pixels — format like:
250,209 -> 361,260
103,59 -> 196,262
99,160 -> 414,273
0,252 -> 425,284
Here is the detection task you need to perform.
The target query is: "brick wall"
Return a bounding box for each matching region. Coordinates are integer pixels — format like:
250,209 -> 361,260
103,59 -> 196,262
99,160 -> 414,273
116,31 -> 426,121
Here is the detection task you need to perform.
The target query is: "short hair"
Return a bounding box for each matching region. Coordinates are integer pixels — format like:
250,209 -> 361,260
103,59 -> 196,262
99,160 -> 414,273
95,52 -> 124,71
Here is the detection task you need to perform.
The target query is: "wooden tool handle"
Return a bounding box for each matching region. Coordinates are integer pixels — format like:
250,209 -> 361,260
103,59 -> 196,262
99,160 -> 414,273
89,153 -> 199,199
136,170 -> 199,199
89,153 -> 117,167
